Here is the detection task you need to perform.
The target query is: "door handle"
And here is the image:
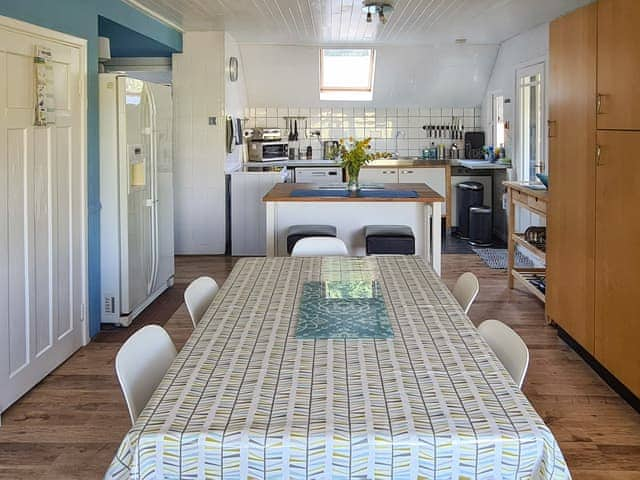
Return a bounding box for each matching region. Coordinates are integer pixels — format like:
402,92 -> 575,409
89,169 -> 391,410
596,94 -> 604,114
596,145 -> 604,166
401,170 -> 414,174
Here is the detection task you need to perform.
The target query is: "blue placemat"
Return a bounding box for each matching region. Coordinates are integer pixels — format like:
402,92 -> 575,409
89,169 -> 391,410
291,189 -> 350,197
357,190 -> 418,198
296,281 -> 393,339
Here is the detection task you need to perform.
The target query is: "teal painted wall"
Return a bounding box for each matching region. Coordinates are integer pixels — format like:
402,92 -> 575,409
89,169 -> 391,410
0,0 -> 182,337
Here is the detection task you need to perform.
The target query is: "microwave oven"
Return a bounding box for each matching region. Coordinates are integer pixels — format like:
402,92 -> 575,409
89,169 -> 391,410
248,140 -> 289,162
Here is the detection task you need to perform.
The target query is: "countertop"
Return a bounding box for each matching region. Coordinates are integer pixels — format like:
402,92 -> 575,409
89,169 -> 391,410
263,183 -> 444,203
503,181 -> 548,201
243,158 -> 510,170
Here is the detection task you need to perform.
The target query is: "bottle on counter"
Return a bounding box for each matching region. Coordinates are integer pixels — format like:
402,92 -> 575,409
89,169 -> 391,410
428,142 -> 437,159
437,143 -> 445,160
306,145 -> 313,160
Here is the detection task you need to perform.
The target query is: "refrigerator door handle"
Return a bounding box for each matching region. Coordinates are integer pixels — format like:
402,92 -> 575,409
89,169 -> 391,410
145,85 -> 159,295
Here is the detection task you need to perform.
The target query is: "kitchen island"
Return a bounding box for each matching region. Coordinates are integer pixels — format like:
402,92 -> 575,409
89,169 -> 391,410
263,183 -> 445,274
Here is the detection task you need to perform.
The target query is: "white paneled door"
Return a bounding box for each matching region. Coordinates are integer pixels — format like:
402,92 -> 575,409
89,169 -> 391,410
0,16 -> 87,415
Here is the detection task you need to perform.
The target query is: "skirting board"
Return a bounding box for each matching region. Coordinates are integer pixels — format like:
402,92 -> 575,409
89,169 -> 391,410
557,327 -> 640,414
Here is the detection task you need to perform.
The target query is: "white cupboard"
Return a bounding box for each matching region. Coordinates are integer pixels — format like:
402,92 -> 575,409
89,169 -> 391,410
398,167 -> 447,213
231,172 -> 282,256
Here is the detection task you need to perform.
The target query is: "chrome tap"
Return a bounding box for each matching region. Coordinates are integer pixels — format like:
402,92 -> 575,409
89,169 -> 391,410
393,130 -> 406,158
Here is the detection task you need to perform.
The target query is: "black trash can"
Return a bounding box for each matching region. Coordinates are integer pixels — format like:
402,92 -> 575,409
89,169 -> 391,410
456,181 -> 484,239
469,206 -> 493,246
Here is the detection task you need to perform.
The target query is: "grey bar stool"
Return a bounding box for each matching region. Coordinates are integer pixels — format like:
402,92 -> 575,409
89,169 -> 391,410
364,225 -> 415,255
286,225 -> 337,254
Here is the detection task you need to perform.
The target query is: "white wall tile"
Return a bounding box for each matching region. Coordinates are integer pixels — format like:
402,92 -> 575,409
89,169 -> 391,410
248,104 -> 481,154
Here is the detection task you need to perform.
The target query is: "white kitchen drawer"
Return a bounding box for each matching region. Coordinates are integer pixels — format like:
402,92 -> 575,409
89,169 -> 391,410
359,167 -> 399,183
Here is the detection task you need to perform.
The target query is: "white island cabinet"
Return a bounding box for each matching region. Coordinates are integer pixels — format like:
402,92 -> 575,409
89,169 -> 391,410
263,183 -> 444,274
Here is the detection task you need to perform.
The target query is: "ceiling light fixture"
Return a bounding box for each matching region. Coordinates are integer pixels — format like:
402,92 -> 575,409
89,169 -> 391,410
362,2 -> 394,25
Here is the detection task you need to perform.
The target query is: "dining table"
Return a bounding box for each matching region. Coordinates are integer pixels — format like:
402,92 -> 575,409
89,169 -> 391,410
105,256 -> 570,479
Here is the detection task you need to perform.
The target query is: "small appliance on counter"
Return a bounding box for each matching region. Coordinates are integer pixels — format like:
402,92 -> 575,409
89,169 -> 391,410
322,140 -> 340,160
464,131 -> 485,160
248,127 -> 289,162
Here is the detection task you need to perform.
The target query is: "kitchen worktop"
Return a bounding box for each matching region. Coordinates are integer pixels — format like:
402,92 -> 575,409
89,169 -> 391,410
243,158 -> 510,170
243,159 -> 342,168
262,183 -> 444,203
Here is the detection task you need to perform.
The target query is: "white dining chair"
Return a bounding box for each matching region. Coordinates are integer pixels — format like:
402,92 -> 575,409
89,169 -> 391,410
452,272 -> 480,314
184,276 -> 219,327
478,319 -> 530,388
291,237 -> 349,257
115,325 -> 177,424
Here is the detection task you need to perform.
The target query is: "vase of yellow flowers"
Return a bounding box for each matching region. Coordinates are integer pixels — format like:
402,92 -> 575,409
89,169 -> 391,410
339,137 -> 390,192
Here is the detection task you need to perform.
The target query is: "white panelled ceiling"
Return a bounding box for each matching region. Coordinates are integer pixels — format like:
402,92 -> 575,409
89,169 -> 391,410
128,0 -> 592,45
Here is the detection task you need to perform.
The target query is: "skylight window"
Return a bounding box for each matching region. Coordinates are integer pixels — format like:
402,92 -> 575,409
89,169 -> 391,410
320,48 -> 376,101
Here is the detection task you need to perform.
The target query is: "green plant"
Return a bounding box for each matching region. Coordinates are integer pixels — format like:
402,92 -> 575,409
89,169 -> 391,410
339,137 -> 390,182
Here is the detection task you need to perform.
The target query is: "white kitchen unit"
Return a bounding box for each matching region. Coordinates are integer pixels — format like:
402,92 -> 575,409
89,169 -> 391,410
231,172 -> 282,255
264,184 -> 443,274
99,74 -> 175,327
294,166 -> 342,184
450,175 -> 492,227
398,167 -> 447,212
359,167 -> 399,183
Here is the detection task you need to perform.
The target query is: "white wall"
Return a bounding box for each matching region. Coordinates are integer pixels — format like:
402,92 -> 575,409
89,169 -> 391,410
481,23 -> 549,231
224,32 -> 248,173
240,44 -> 498,108
481,23 -> 549,160
173,31 -> 227,254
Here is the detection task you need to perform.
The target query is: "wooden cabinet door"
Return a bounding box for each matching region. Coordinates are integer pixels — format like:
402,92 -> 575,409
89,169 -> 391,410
595,131 -> 640,397
546,3 -> 597,352
359,167 -> 398,183
597,0 -> 640,130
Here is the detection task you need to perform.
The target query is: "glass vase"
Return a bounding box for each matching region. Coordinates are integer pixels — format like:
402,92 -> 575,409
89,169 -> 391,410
347,166 -> 360,192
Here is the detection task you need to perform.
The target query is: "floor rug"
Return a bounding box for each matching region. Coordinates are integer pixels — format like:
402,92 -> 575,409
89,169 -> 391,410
472,247 -> 535,270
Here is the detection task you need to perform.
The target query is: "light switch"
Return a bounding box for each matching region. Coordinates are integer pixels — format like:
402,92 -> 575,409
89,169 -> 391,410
208,116 -> 217,126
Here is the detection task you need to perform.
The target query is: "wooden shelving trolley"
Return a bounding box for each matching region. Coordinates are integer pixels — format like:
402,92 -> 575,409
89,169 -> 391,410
504,181 -> 548,310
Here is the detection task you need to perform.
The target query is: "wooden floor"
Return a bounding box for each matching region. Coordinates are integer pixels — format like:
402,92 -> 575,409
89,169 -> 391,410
1,254 -> 639,479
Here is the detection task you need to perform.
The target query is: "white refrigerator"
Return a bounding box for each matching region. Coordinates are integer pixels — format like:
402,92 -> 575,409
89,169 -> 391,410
99,74 -> 175,326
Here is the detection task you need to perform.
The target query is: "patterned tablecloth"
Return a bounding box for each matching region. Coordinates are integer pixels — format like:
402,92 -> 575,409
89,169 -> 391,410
106,256 -> 570,479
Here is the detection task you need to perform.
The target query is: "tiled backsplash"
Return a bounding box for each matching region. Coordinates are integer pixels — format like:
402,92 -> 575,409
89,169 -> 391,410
244,106 -> 482,158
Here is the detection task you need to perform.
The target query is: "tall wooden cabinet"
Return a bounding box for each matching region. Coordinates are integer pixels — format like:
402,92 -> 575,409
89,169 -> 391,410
594,131 -> 640,396
596,0 -> 640,130
547,3 -> 597,353
548,0 -> 640,398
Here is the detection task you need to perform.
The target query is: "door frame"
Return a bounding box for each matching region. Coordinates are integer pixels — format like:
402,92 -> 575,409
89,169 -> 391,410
0,14 -> 89,346
515,58 -> 547,183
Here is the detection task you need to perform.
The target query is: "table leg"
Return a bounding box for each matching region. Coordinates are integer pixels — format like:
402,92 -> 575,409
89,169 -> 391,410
266,202 -> 276,256
431,202 -> 442,275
